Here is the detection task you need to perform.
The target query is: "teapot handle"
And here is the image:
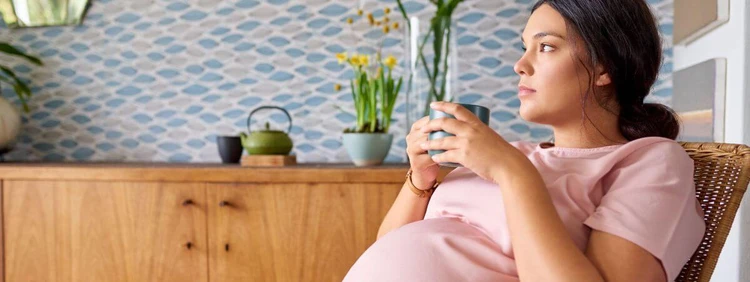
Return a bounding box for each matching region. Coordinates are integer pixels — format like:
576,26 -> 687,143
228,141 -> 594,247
247,106 -> 293,134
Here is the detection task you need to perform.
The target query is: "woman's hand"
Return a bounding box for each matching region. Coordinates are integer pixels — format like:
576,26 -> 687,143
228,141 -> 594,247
406,116 -> 440,190
420,102 -> 519,182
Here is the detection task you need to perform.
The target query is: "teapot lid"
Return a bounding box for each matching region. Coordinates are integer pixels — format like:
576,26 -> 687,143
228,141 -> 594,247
259,122 -> 286,134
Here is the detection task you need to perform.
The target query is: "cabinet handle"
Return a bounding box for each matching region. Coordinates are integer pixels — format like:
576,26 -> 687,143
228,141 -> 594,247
225,243 -> 230,252
219,201 -> 231,207
186,242 -> 193,250
182,199 -> 194,206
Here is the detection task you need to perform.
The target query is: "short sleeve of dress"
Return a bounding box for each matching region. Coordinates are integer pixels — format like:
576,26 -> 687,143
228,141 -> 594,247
583,141 -> 706,281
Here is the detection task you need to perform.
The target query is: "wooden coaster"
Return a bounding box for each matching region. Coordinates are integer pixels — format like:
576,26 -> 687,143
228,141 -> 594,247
241,155 -> 297,167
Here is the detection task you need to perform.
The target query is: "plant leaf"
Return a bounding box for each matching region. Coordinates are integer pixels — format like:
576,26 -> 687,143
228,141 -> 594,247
0,75 -> 30,112
0,43 -> 43,65
394,0 -> 412,30
0,66 -> 31,97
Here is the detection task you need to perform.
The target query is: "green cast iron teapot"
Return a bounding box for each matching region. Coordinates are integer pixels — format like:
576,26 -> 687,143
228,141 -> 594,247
240,106 -> 293,155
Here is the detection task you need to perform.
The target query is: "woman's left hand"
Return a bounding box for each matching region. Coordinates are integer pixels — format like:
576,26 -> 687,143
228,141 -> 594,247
420,102 -> 521,182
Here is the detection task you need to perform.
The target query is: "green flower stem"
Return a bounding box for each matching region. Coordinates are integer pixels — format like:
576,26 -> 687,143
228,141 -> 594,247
395,0 -> 463,117
341,52 -> 403,134
438,16 -> 453,103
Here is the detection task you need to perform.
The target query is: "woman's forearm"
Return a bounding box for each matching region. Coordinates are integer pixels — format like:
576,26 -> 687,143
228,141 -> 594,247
376,180 -> 432,239
494,159 -> 604,282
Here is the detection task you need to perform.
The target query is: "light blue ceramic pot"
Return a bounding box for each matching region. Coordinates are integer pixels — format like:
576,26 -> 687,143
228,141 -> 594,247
342,133 -> 393,167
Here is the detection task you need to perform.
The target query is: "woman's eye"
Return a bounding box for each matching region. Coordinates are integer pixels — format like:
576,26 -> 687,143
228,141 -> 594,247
540,44 -> 555,52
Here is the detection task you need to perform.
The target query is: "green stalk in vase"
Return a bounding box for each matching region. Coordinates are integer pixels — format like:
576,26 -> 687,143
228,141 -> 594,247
395,0 -> 463,116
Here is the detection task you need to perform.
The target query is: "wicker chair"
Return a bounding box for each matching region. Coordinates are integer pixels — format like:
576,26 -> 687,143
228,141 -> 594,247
676,142 -> 750,282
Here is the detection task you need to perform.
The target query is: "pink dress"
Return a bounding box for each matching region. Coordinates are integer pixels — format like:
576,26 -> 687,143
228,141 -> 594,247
344,136 -> 706,282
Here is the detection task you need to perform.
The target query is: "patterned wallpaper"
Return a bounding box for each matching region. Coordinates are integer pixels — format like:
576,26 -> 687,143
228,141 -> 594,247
0,0 -> 674,163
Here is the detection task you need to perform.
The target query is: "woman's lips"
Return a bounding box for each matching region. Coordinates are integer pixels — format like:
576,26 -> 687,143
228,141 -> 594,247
518,85 -> 536,97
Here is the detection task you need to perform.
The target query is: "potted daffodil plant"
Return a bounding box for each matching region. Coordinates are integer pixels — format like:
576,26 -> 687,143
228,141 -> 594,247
0,42 -> 43,157
337,52 -> 402,166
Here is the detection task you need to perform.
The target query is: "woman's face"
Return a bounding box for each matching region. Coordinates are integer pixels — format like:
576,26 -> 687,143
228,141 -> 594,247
514,4 -> 606,127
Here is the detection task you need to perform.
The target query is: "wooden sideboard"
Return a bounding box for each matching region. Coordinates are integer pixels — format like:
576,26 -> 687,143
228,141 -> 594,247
0,163 -> 447,282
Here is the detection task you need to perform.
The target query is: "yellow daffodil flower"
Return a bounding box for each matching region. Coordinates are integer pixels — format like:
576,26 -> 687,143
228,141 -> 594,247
350,55 -> 361,66
357,9 -> 363,16
393,22 -> 400,29
347,18 -> 353,24
336,53 -> 348,64
359,55 -> 370,66
384,55 -> 397,69
383,26 -> 390,33
334,84 -> 342,91
384,7 -> 391,14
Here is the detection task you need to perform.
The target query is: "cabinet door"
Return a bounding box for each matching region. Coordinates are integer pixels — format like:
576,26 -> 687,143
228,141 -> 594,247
207,183 -> 400,282
3,180 -> 208,282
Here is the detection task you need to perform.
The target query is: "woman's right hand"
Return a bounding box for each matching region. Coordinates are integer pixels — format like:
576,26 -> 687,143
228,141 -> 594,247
406,116 -> 440,190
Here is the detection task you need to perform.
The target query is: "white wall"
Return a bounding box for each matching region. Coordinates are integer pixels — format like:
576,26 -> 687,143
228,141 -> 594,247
673,0 -> 750,281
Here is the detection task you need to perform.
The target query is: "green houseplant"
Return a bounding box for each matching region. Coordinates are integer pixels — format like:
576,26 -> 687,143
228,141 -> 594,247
334,5 -> 404,166
337,52 -> 403,166
338,53 -> 402,134
0,42 -> 42,154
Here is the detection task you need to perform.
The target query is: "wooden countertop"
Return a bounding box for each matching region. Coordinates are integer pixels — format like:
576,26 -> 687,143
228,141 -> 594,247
0,162 -> 454,183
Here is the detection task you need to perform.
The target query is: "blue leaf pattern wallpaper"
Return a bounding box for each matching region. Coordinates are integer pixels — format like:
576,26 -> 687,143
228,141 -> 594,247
0,0 -> 674,163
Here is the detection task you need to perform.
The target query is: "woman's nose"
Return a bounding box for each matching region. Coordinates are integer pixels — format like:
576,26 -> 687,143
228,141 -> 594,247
514,55 -> 532,76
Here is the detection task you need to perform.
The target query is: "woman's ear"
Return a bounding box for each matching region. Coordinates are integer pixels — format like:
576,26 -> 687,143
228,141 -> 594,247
595,66 -> 612,86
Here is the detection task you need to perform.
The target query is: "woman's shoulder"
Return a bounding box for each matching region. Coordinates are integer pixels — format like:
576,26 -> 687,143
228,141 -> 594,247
602,137 -> 694,184
612,136 -> 691,164
510,136 -> 688,160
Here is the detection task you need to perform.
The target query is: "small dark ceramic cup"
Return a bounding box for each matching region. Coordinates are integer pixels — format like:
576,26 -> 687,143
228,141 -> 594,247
428,103 -> 491,167
217,136 -> 243,164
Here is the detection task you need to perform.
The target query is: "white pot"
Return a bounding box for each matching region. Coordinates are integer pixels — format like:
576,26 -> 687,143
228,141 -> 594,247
0,97 -> 21,150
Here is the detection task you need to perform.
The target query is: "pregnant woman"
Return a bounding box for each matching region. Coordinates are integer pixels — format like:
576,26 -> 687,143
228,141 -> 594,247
344,0 -> 705,281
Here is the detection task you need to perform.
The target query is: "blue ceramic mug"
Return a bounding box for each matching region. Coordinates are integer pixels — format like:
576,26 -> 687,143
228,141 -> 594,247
428,103 -> 491,167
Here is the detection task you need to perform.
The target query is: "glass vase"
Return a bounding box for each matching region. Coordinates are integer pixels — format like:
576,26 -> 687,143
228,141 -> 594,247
403,16 -> 460,130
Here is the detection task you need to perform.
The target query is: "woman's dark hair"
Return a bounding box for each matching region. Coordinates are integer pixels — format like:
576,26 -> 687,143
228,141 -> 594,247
532,0 -> 680,141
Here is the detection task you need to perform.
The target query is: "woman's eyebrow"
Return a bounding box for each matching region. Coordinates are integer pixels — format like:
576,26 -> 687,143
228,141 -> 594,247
521,31 -> 566,43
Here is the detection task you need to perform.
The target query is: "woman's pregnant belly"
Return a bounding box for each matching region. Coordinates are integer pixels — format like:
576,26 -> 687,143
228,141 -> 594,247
343,217 -> 520,282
